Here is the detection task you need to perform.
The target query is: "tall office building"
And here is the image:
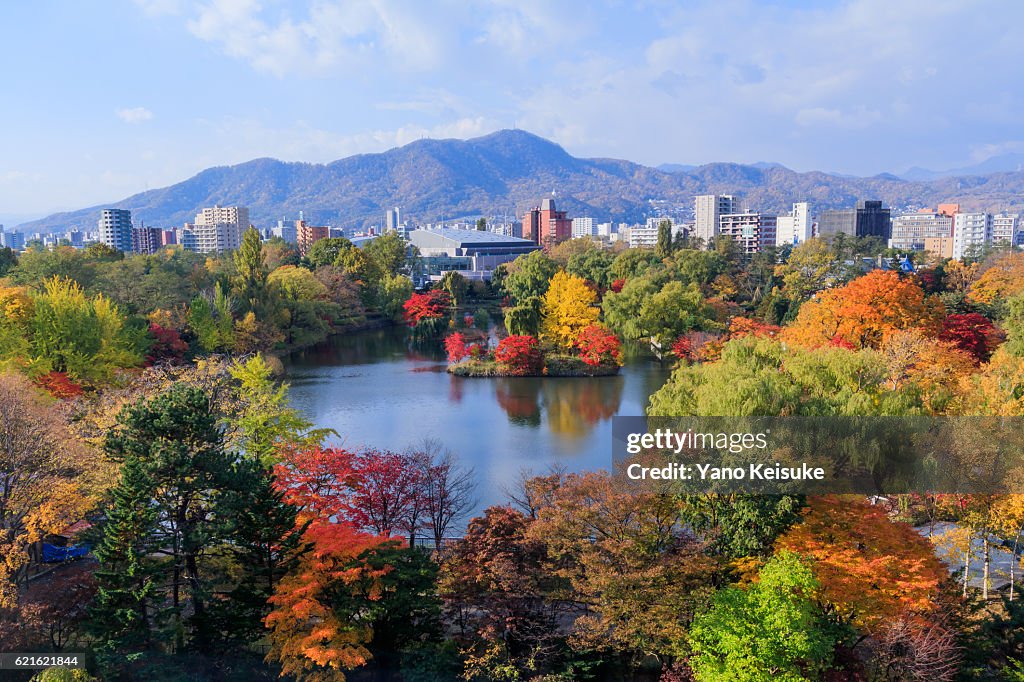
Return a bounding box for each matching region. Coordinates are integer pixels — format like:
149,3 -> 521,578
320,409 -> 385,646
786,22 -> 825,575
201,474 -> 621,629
694,195 -> 739,245
522,198 -> 571,247
952,212 -> 993,260
993,213 -> 1021,247
817,200 -> 891,240
775,202 -> 812,246
889,210 -> 953,250
98,209 -> 134,252
385,207 -> 401,232
193,205 -> 250,253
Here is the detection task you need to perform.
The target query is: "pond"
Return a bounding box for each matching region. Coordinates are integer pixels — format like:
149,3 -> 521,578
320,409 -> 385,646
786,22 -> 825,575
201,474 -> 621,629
283,326 -> 673,522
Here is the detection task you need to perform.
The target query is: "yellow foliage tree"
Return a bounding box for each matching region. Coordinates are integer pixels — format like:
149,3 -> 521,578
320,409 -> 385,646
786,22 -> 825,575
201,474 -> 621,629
539,271 -> 600,349
969,252 -> 1024,304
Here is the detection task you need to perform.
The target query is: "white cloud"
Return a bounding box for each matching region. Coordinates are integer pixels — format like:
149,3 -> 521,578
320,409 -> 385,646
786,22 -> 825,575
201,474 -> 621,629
116,107 -> 154,124
795,107 -> 882,130
184,0 -> 449,77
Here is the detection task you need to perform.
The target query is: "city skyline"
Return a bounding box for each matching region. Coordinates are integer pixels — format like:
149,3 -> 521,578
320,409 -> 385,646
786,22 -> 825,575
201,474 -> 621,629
3,0 -> 1024,220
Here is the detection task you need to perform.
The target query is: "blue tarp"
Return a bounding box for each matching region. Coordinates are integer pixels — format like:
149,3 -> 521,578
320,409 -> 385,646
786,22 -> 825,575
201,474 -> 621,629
41,543 -> 90,563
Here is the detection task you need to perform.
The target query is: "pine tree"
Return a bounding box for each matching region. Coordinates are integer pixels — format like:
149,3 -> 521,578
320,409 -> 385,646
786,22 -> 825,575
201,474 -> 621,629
89,456 -> 158,672
104,383 -> 234,653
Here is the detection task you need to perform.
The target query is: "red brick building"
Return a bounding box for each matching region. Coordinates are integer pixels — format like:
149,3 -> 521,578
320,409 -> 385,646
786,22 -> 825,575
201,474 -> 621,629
522,198 -> 571,248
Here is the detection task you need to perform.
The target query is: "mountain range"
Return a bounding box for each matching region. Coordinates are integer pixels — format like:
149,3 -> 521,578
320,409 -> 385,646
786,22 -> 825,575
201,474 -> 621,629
17,130 -> 1024,233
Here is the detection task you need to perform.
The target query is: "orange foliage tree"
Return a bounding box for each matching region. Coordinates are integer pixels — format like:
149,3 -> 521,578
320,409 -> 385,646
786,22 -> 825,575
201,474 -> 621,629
267,446 -> 395,681
783,270 -> 944,350
775,495 -> 948,635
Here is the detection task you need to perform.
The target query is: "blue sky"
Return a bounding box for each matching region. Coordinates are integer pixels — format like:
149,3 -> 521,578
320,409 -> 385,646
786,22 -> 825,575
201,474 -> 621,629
2,0 -> 1024,220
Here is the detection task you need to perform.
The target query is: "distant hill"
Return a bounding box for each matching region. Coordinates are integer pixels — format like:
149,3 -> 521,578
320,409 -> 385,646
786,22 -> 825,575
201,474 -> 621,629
19,130 -> 1024,233
901,152 -> 1024,181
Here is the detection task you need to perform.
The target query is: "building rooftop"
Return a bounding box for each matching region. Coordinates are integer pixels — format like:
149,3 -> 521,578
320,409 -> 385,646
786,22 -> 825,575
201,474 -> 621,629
409,228 -> 535,246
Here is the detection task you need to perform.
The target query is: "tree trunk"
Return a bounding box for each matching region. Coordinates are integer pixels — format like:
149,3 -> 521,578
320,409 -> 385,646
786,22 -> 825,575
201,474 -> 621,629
983,535 -> 990,601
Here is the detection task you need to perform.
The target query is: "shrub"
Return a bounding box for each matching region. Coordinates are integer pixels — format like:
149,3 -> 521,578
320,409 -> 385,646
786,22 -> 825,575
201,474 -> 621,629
574,324 -> 623,367
494,335 -> 543,376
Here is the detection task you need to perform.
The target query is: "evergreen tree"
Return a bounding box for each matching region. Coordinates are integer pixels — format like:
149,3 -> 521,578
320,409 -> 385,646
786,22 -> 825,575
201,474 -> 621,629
205,458 -> 302,649
89,457 -> 158,673
103,383 -> 234,653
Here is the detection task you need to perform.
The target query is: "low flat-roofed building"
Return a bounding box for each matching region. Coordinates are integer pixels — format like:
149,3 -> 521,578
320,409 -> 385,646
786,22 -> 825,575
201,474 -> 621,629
409,228 -> 540,281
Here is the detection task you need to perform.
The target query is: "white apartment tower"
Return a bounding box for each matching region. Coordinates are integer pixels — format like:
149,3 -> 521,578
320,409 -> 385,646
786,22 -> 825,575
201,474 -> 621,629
98,208 -> 133,253
993,213 -> 1021,247
193,205 -> 250,253
571,217 -> 595,238
719,211 -> 777,255
775,202 -> 812,246
694,194 -> 739,246
952,212 -> 993,260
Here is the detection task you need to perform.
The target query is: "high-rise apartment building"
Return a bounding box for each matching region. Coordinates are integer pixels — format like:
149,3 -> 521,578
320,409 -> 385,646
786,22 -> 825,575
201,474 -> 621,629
98,208 -> 133,252
0,225 -> 25,251
193,205 -> 250,253
952,212 -> 993,260
889,210 -> 953,251
993,213 -> 1021,246
817,200 -> 891,240
131,226 -> 164,254
694,194 -> 739,245
719,211 -> 776,255
296,219 -> 330,255
571,217 -> 595,238
775,202 -> 812,246
522,198 -> 571,247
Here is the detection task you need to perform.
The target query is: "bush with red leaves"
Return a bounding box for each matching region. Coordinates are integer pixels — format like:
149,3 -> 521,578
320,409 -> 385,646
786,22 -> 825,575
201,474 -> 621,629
494,335 -> 544,376
610,278 -> 626,293
146,323 -> 189,365
34,371 -> 84,399
575,324 -> 623,366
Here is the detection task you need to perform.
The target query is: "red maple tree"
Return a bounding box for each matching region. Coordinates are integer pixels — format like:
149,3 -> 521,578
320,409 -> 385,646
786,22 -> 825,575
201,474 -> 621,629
444,332 -> 470,363
402,290 -> 451,326
939,312 -> 1002,363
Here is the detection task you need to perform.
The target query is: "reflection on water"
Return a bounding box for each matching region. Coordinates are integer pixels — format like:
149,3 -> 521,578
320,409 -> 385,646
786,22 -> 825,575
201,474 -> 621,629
283,325 -> 671,517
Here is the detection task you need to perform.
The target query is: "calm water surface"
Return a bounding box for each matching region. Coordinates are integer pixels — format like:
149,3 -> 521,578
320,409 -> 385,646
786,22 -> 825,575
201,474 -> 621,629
283,327 -> 672,518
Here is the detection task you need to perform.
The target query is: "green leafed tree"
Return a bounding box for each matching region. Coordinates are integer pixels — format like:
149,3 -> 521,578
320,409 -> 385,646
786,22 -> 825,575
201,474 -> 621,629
688,552 -> 838,682
502,250 -> 559,306
227,353 -> 328,464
